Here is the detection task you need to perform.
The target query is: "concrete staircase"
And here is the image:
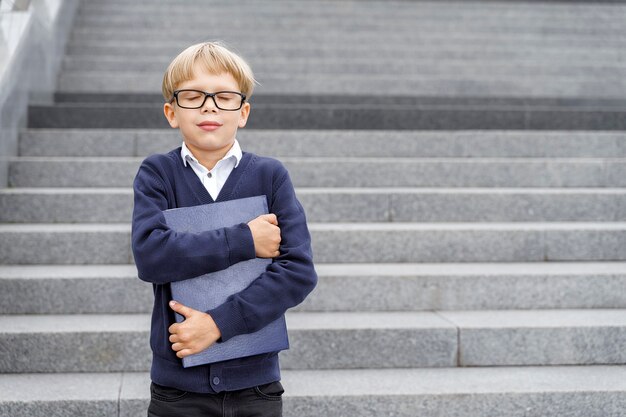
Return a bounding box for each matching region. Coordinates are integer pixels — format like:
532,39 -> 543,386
2,0 -> 626,416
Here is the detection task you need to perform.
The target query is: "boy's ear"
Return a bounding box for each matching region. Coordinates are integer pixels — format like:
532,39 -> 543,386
163,102 -> 179,128
238,102 -> 251,128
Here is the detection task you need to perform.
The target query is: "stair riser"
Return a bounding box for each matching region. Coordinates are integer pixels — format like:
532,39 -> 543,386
4,393 -> 626,417
0,193 -> 133,223
0,333 -> 149,373
20,130 -> 626,158
57,73 -> 626,99
3,273 -> 626,314
72,0 -> 626,14
1,228 -> 625,264
0,277 -> 151,314
65,30 -> 626,49
69,17 -> 626,35
0,328 -> 457,372
302,274 -> 626,311
3,371 -> 626,417
313,228 -> 626,263
0,402 -> 117,417
72,5 -> 626,22
64,41 -> 626,58
28,103 -> 626,130
3,391 -> 624,417
0,230 -> 131,264
9,160 -> 626,187
459,327 -> 626,366
2,192 -> 624,223
282,393 -> 626,417
62,57 -> 626,77
2,321 -> 624,372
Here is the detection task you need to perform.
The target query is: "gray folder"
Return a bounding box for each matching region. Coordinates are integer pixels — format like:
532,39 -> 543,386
163,195 -> 289,368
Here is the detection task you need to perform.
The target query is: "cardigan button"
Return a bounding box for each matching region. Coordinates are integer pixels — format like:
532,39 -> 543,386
213,377 -> 220,385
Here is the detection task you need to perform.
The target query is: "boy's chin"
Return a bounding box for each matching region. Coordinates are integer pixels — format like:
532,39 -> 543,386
185,139 -> 235,152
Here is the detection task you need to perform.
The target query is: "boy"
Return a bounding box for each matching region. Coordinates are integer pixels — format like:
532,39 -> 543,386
131,42 -> 317,417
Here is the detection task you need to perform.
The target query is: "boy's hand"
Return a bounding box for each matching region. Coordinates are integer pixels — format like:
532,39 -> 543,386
168,300 -> 222,359
247,214 -> 281,258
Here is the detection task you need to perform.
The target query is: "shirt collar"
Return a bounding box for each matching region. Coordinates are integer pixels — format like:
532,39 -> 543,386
180,139 -> 242,169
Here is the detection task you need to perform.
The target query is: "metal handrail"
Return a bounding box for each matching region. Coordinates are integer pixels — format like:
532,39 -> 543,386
0,0 -> 31,12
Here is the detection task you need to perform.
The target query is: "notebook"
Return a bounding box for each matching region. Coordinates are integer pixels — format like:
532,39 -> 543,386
163,195 -> 289,367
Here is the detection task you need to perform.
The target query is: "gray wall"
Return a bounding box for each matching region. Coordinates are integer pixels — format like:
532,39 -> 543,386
0,0 -> 79,187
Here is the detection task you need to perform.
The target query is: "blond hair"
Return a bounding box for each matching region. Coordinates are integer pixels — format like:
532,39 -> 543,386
162,42 -> 256,101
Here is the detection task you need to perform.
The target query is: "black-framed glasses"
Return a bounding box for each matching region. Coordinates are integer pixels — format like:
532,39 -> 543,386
171,89 -> 246,111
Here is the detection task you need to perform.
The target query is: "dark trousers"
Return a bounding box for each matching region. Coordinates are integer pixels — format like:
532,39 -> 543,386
147,381 -> 283,417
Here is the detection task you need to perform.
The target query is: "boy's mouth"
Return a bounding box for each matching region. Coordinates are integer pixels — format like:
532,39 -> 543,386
197,121 -> 223,131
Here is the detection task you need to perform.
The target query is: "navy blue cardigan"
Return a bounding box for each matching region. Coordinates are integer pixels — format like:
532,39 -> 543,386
131,148 -> 317,393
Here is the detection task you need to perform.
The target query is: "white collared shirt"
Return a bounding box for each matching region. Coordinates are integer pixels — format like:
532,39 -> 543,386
180,140 -> 243,200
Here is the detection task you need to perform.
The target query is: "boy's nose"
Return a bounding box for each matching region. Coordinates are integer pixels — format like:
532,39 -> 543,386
201,96 -> 219,112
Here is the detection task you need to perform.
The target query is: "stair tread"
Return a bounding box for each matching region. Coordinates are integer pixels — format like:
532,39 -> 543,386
3,309 -> 626,333
0,312 -> 450,332
13,156 -> 626,161
3,187 -> 626,194
2,222 -> 626,232
2,366 -> 626,402
2,261 -> 625,278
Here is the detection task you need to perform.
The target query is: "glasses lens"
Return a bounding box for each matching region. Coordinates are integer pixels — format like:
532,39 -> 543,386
177,90 -> 205,108
214,92 -> 242,110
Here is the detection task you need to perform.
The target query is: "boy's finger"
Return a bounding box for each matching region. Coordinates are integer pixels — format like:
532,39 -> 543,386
264,214 -> 278,225
169,300 -> 194,318
176,348 -> 193,359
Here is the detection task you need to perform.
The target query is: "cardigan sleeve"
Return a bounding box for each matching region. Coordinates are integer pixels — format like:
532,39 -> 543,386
131,158 -> 256,284
207,164 -> 318,342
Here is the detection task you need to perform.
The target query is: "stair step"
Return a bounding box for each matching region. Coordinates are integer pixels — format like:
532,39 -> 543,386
63,40 -> 626,57
2,310 -> 624,372
0,264 -> 149,314
62,55 -> 626,76
0,188 -> 133,223
306,262 -> 626,311
57,71 -> 626,99
72,1 -> 626,20
2,367 -> 626,417
2,187 -> 625,223
28,102 -> 626,130
65,25 -> 626,45
2,262 -> 626,314
69,25 -> 626,40
70,14 -> 626,33
19,129 -> 626,158
441,309 -> 626,366
0,222 -> 624,264
73,0 -> 625,14
9,156 -> 626,187
0,312 -> 459,372
308,222 -> 626,262
0,224 -> 131,265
